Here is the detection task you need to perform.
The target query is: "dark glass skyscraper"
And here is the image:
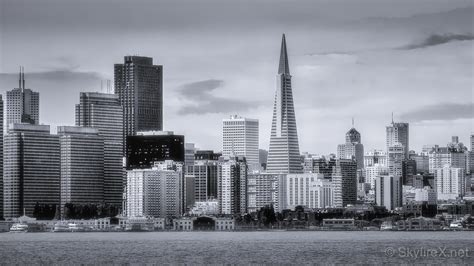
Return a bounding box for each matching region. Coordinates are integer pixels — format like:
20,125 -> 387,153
266,34 -> 302,174
114,56 -> 163,140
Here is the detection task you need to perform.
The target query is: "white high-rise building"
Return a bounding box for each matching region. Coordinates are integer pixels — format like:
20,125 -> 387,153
375,174 -> 402,211
386,121 -> 409,159
365,164 -> 387,190
285,173 -> 333,209
247,173 -> 286,213
217,156 -> 247,214
337,127 -> 364,169
222,115 -> 259,170
435,165 -> 465,201
126,161 -> 183,218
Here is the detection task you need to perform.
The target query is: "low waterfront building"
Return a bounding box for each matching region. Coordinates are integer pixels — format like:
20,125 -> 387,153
322,218 -> 356,230
173,217 -> 194,231
215,217 -> 235,231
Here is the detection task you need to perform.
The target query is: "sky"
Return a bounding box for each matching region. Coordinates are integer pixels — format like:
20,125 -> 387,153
0,0 -> 473,155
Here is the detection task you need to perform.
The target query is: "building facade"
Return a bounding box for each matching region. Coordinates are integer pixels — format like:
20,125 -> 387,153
364,150 -> 387,167
126,131 -> 184,169
332,159 -> 357,207
0,95 -> 3,219
285,173 -> 333,209
217,156 -> 247,214
126,161 -> 183,218
114,56 -> 163,138
266,34 -> 302,174
247,173 -> 286,213
387,143 -> 404,179
435,166 -> 465,201
58,126 -> 104,215
386,121 -> 409,159
3,124 -> 60,219
6,69 -> 39,127
75,92 -> 124,206
185,161 -> 218,208
337,127 -> 364,169
375,174 -> 402,211
222,115 -> 259,170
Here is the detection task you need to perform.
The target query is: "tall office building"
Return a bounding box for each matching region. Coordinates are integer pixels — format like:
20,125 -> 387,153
247,173 -> 286,213
435,165 -> 465,201
3,124 -> 60,219
126,131 -> 184,169
217,156 -> 247,214
387,143 -> 404,179
386,120 -> 409,158
402,159 -> 417,185
114,56 -> 163,140
126,161 -> 183,218
75,92 -> 124,206
184,143 -> 195,169
375,174 -> 402,211
222,115 -> 259,170
6,68 -> 39,128
470,134 -> 474,174
285,173 -> 333,210
185,161 -> 218,207
58,126 -> 104,215
409,152 -> 429,174
266,34 -> 302,174
337,126 -> 364,169
332,159 -> 357,207
303,155 -> 336,179
0,95 -> 3,219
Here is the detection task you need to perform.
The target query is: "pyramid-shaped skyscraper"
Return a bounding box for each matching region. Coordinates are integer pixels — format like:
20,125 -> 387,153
266,34 -> 302,174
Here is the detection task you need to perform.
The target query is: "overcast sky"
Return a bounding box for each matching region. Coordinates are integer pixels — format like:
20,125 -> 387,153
1,0 -> 473,155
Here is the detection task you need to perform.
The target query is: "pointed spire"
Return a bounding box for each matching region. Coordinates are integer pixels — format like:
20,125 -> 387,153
391,112 -> 394,124
352,117 -> 355,128
278,34 -> 290,75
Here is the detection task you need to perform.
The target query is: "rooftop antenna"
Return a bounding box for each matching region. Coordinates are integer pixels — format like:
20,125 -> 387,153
18,66 -> 22,90
391,112 -> 394,124
22,66 -> 25,90
352,117 -> 354,128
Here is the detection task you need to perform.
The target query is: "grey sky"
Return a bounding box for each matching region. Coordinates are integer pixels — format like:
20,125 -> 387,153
0,0 -> 473,154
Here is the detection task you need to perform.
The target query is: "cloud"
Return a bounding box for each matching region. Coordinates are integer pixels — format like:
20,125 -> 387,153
177,79 -> 260,115
399,33 -> 474,50
399,102 -> 473,122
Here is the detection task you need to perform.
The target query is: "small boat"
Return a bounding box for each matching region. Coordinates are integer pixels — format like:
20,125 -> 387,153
10,223 -> 29,233
53,222 -> 70,232
68,223 -> 85,232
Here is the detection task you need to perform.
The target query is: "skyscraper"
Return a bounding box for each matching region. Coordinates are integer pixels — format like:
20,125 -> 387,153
386,120 -> 409,159
266,34 -> 302,174
114,56 -> 163,142
222,115 -> 259,170
387,143 -> 404,179
332,159 -> 357,207
59,126 -> 104,215
75,92 -> 124,206
375,174 -> 402,211
0,95 -> 3,219
247,173 -> 286,213
217,156 -> 247,214
3,124 -> 60,219
337,125 -> 364,169
6,68 -> 39,128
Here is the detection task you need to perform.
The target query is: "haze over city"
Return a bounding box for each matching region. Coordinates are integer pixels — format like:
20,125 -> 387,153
0,0 -> 473,155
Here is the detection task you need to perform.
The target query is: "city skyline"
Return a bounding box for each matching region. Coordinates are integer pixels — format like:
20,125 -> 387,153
0,0 -> 473,156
